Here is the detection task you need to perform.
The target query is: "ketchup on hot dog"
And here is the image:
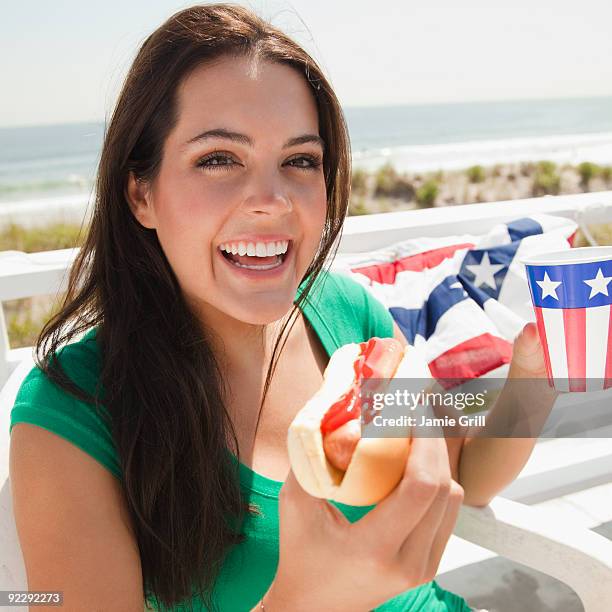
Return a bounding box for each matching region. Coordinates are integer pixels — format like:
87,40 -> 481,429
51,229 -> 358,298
320,337 -> 403,472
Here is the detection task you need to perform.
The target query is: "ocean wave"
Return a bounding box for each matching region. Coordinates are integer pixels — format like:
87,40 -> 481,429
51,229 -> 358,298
352,131 -> 612,173
0,175 -> 92,201
0,152 -> 99,174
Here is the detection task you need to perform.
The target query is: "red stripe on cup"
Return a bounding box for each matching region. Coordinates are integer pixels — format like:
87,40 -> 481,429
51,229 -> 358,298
534,306 -> 554,386
563,307 -> 586,392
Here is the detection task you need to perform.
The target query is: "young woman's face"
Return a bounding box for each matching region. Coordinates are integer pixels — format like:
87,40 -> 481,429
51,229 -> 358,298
138,55 -> 327,327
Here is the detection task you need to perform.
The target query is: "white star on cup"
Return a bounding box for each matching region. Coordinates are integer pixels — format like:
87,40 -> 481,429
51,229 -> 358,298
536,271 -> 562,300
583,268 -> 612,299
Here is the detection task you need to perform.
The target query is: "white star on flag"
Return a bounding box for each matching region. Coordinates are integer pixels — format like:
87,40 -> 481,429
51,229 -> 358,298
465,252 -> 505,290
536,271 -> 562,300
583,267 -> 612,299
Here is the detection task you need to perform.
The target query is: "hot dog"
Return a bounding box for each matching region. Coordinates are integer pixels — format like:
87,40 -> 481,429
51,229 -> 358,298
287,337 -> 432,506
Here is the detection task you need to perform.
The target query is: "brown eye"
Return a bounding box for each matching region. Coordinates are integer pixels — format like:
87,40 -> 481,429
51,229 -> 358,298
286,155 -> 323,170
196,153 -> 236,170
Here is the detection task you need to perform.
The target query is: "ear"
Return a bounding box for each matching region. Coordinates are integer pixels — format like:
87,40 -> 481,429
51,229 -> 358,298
125,172 -> 157,229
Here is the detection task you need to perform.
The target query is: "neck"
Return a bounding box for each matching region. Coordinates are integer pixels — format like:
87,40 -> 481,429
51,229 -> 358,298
192,301 -> 301,376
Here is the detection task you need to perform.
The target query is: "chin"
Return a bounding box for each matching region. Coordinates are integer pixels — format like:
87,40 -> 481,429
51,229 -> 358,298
234,297 -> 296,326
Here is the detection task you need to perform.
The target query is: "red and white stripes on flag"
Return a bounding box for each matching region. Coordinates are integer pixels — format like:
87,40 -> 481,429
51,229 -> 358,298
331,214 -> 579,384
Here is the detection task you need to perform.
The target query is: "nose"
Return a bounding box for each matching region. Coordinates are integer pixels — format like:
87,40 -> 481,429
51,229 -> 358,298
241,170 -> 293,216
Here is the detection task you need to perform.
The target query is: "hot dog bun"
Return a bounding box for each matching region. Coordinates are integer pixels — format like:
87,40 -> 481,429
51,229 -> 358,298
287,339 -> 432,506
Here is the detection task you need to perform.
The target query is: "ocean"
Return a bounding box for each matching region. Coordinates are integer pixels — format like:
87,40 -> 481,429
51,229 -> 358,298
1,96 -> 611,205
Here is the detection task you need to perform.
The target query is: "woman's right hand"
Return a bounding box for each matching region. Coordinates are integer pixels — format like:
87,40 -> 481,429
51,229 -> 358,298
267,434 -> 464,612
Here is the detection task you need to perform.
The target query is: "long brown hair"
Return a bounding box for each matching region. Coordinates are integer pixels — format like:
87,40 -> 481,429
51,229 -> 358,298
35,4 -> 350,610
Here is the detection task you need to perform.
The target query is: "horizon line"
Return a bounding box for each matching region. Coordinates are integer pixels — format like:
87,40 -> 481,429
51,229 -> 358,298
2,92 -> 612,131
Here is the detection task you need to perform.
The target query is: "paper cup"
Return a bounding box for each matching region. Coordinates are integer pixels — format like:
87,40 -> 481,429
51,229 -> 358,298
521,246 -> 612,392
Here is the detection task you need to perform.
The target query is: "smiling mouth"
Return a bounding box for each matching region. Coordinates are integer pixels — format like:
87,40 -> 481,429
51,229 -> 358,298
218,241 -> 292,270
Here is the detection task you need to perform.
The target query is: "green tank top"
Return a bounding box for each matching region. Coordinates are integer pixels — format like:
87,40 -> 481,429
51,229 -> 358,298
10,270 -> 470,612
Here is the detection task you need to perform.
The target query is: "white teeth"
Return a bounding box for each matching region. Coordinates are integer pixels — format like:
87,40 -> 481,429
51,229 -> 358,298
219,240 -> 289,257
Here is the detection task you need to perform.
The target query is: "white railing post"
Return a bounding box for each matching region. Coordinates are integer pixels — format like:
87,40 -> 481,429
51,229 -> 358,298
0,306 -> 9,387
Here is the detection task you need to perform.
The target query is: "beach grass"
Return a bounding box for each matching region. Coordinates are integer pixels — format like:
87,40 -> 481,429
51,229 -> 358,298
467,165 -> 486,183
415,180 -> 439,208
532,161 -> 561,197
572,223 -> 612,247
0,222 -> 86,347
4,296 -> 64,349
349,160 -> 612,213
0,221 -> 88,253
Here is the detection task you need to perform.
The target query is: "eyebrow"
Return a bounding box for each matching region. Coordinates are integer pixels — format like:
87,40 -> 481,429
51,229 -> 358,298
184,128 -> 325,151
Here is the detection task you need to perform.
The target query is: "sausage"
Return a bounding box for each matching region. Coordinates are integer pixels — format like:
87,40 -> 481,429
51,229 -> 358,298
322,419 -> 361,472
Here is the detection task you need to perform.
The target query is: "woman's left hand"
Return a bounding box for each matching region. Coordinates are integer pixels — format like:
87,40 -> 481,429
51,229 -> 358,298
509,322 -> 549,379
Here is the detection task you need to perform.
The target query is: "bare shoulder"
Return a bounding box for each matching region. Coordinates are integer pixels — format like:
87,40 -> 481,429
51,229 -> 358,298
9,424 -> 143,611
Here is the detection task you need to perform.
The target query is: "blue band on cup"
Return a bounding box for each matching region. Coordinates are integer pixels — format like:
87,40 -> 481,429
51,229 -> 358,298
525,259 -> 612,309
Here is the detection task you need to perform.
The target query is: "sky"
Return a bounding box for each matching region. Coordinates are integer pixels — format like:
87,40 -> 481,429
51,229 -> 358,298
1,0 -> 611,128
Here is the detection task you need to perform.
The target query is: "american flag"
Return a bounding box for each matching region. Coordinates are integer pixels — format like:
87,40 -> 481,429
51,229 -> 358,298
331,214 -> 582,387
526,258 -> 612,392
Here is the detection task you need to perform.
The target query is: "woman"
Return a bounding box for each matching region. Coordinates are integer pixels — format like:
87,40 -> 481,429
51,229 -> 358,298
9,4 -> 551,611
